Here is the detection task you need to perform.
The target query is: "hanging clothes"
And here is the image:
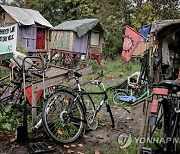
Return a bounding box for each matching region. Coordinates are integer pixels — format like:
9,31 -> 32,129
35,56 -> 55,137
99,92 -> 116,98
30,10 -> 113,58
162,40 -> 170,65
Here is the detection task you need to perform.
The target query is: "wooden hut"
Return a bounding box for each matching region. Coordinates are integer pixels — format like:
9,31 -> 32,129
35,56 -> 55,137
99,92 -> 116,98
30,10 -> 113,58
50,18 -> 104,67
0,5 -> 52,59
149,19 -> 180,83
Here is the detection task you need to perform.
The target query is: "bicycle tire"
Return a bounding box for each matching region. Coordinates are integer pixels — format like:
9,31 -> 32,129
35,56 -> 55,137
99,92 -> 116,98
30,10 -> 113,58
112,90 -> 129,104
42,90 -> 85,143
138,98 -> 170,153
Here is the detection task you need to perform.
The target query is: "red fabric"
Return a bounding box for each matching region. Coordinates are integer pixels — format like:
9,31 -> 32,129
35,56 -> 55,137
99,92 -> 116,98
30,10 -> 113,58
152,88 -> 168,96
150,100 -> 159,113
121,25 -> 143,61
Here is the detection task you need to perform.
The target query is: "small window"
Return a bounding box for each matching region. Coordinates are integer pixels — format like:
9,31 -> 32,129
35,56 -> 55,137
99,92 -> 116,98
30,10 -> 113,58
90,32 -> 100,46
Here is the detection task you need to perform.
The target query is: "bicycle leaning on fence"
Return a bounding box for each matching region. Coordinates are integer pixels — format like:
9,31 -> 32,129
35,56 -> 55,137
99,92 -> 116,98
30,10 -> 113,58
139,80 -> 180,154
42,70 -> 115,143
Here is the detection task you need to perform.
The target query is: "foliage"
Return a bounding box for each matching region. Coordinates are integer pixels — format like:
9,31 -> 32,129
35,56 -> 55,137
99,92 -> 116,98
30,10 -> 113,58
5,0 -> 180,58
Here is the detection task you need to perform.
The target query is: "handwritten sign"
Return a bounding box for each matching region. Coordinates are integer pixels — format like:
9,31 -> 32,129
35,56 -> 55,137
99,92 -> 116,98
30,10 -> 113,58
0,24 -> 17,55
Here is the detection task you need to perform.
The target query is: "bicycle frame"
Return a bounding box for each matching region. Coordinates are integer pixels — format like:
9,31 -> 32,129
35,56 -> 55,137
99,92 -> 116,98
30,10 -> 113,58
71,76 -> 115,128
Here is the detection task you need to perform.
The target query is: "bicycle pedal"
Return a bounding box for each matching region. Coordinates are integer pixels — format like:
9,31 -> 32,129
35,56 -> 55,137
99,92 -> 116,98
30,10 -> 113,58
142,147 -> 152,154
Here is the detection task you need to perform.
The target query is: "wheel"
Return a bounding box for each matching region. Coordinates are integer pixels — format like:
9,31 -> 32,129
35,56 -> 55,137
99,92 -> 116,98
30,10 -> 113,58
112,90 -> 129,104
138,98 -> 170,153
42,90 -> 85,143
166,107 -> 180,153
80,93 -> 98,130
0,93 -> 22,130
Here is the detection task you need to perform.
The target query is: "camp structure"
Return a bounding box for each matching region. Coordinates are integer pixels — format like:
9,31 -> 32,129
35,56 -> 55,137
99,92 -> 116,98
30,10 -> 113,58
0,5 -> 52,60
50,18 -> 105,68
148,19 -> 180,83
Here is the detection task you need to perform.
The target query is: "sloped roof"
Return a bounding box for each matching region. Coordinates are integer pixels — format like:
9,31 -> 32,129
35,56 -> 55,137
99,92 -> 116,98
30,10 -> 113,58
0,5 -> 52,27
52,18 -> 104,37
150,19 -> 180,34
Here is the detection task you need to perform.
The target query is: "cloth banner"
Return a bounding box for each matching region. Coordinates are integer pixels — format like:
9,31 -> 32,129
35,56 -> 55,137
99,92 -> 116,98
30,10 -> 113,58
122,25 -> 143,61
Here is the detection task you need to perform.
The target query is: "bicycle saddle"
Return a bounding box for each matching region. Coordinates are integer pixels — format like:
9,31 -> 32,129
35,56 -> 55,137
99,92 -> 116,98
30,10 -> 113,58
159,80 -> 180,94
74,71 -> 82,78
68,70 -> 82,79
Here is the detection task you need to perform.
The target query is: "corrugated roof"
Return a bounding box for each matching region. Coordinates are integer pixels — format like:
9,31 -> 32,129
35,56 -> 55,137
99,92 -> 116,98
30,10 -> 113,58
52,18 -> 104,37
0,5 -> 52,27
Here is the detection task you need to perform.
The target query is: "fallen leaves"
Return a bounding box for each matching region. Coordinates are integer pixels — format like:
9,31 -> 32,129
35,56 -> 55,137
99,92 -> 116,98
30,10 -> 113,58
78,144 -> 83,147
95,149 -> 100,154
64,143 -> 84,154
57,130 -> 63,135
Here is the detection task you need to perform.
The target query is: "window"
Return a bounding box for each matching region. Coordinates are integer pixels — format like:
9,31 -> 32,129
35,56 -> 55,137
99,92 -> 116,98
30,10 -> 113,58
90,32 -> 100,46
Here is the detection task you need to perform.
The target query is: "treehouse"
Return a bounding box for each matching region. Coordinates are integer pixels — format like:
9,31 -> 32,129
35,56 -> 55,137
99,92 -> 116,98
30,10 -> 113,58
50,18 -> 105,67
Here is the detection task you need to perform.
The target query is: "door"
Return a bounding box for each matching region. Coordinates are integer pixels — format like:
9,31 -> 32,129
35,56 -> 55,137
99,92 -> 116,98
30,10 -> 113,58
36,28 -> 45,49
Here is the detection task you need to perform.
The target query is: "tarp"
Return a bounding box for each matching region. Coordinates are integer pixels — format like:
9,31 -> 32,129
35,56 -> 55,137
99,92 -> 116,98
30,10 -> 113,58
122,25 -> 143,61
0,5 -> 52,27
52,18 -> 104,37
150,19 -> 180,34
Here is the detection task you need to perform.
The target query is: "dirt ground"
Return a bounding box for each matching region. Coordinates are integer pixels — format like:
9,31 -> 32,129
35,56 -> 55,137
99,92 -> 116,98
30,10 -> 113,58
0,101 -> 144,154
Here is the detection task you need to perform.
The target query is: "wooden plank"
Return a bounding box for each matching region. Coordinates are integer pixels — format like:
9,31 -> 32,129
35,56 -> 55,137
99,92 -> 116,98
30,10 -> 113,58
31,66 -> 92,121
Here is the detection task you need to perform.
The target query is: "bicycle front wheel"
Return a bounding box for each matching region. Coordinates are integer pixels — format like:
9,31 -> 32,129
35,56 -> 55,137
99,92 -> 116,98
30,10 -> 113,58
42,90 -> 85,143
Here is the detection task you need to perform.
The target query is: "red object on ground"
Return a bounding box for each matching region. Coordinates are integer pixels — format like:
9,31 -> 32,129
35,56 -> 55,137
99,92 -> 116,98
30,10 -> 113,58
121,25 -> 143,61
151,100 -> 159,113
25,86 -> 43,105
152,88 -> 168,96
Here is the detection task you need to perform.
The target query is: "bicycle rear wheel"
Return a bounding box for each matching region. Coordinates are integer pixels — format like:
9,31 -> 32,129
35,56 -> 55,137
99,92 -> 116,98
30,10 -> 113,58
113,90 -> 129,104
42,90 -> 85,143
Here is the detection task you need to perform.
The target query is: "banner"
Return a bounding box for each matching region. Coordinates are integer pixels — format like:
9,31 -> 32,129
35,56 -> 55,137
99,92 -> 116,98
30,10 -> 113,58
0,24 -> 18,55
122,25 -> 143,61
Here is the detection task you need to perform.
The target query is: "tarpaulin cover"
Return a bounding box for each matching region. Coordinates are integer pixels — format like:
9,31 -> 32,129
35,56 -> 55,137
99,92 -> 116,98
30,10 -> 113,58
52,19 -> 104,38
122,25 -> 143,61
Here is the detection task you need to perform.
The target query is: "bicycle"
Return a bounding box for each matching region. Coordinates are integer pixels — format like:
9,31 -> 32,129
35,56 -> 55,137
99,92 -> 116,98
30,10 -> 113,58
112,50 -> 150,105
112,78 -> 150,105
42,70 -> 115,143
0,55 -> 47,143
139,80 -> 180,154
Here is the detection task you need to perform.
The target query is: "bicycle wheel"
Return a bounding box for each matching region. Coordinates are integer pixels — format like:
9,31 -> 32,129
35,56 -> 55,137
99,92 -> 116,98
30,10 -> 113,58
138,98 -> 170,153
113,90 -> 129,104
42,90 -> 85,143
82,94 -> 98,130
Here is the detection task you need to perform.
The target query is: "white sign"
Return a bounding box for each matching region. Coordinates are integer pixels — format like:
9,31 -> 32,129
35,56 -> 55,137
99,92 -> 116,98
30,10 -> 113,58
0,24 -> 17,55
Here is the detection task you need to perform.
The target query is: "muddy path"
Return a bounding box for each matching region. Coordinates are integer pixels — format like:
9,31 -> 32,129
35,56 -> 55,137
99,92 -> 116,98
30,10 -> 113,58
0,101 -> 144,154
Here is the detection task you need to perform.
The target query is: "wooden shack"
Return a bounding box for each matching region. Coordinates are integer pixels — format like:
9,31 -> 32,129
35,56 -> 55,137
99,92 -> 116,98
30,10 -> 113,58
0,5 -> 52,59
50,18 -> 105,67
149,19 -> 180,83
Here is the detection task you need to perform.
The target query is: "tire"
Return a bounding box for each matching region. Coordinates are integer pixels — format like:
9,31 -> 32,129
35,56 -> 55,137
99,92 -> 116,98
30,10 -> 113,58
42,90 -> 85,143
112,90 -> 129,104
138,98 -> 170,154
